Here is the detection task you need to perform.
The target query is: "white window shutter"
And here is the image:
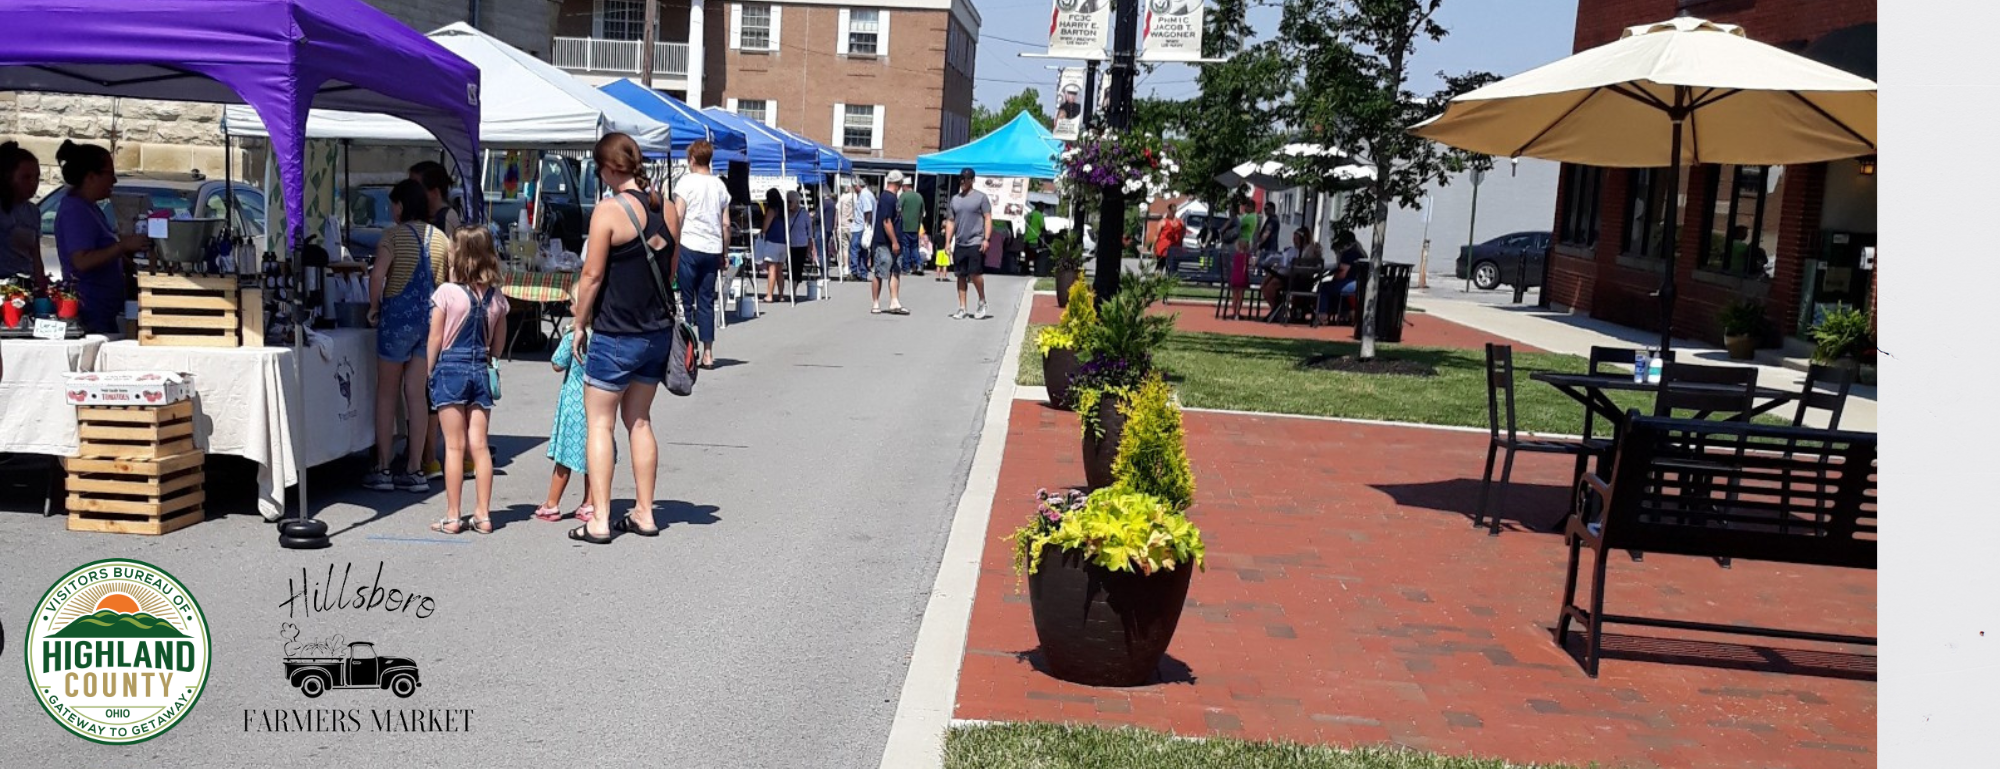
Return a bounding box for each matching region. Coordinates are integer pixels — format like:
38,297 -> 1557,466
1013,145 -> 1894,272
767,101 -> 778,127
727,97 -> 738,113
768,6 -> 782,51
871,105 -> 884,151
837,9 -> 851,56
833,102 -> 845,145
729,3 -> 742,49
879,12 -> 891,57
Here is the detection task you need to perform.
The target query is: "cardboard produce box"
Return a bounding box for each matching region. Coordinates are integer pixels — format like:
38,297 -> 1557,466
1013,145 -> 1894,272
62,371 -> 193,406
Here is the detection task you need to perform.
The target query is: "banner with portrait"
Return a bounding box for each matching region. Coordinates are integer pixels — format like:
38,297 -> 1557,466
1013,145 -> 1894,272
1048,0 -> 1111,60
1052,67 -> 1087,141
1141,0 -> 1206,62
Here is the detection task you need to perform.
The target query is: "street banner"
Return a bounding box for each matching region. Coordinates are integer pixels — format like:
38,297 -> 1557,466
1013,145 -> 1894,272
1141,0 -> 1205,62
1052,67 -> 1086,141
1048,0 -> 1110,60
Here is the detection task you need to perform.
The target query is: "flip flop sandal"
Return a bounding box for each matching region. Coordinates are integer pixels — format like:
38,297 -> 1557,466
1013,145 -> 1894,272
574,504 -> 595,523
871,308 -> 883,314
471,517 -> 495,535
429,515 -> 466,535
613,515 -> 661,537
887,307 -> 910,315
532,505 -> 562,522
567,525 -> 613,545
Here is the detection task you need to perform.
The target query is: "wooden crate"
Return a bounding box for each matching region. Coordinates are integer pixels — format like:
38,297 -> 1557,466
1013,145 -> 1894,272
76,401 -> 197,460
138,273 -> 241,347
63,450 -> 205,535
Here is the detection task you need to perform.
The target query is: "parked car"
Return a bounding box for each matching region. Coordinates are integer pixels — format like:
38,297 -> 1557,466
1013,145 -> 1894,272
342,183 -> 395,259
283,641 -> 420,698
485,153 -> 586,254
37,171 -> 265,276
1455,231 -> 1552,290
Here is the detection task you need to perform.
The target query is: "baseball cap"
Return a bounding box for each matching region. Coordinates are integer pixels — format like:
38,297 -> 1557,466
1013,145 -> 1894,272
959,168 -> 976,183
886,170 -> 906,184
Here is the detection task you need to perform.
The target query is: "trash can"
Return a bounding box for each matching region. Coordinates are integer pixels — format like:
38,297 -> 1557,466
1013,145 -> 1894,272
1352,262 -> 1413,344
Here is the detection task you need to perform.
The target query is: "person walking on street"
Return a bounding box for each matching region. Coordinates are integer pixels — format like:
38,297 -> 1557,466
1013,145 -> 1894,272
786,189 -> 815,296
945,168 -> 992,320
757,188 -> 788,303
870,172 -> 910,315
897,177 -> 925,275
1024,204 -> 1046,274
673,139 -> 729,368
834,181 -> 855,280
849,178 -> 875,281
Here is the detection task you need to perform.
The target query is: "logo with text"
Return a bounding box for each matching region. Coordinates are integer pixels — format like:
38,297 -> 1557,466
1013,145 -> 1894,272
25,559 -> 210,744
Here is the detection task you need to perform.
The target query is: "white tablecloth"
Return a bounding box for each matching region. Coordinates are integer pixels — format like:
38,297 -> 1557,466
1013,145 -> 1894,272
0,335 -> 108,456
95,329 -> 377,520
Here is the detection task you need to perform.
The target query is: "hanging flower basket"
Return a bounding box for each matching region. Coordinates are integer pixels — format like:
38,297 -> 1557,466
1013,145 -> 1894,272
1057,129 -> 1179,199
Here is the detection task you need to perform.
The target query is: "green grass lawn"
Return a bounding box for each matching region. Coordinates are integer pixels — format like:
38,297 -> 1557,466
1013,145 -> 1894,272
945,723 -> 1582,769
1021,324 -> 1702,434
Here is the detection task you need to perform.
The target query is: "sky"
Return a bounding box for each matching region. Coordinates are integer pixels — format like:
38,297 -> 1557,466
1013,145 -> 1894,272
970,0 -> 1581,111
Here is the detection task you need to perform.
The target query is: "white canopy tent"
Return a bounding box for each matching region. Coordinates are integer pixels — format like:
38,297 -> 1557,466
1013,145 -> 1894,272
221,22 -> 672,152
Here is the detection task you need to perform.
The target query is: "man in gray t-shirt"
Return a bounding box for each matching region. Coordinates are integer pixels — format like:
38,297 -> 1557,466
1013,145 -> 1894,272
943,168 -> 992,320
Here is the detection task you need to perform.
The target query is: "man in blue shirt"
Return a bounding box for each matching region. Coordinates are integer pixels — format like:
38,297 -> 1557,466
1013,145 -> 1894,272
849,178 -> 874,281
871,172 -> 909,315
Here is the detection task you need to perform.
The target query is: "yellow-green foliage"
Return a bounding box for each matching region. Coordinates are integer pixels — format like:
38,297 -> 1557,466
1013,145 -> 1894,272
1036,280 -> 1098,355
1036,325 -> 1078,356
1110,374 -> 1195,511
1015,488 -> 1205,577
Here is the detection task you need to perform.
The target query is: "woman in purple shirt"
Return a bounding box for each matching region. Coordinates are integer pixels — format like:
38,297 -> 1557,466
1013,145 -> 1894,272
53,141 -> 150,334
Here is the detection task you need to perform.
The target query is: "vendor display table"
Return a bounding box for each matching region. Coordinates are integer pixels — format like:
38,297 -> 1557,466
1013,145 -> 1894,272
0,335 -> 109,456
503,267 -> 575,304
95,329 -> 377,521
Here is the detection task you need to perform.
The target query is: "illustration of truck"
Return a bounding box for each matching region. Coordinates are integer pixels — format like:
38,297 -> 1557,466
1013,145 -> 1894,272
283,641 -> 421,698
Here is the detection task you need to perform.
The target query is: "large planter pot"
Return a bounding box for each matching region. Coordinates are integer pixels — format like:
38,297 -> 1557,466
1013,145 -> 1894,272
1055,269 -> 1080,307
1723,333 -> 1756,360
1028,546 -> 1195,687
1081,395 -> 1127,490
1828,355 -> 1861,377
1043,348 -> 1081,410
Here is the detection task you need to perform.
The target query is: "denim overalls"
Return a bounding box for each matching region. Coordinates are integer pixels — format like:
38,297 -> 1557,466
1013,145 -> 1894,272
429,285 -> 496,410
376,223 -> 437,363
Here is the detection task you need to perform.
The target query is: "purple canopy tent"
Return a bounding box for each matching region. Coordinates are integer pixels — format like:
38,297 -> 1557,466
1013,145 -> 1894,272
0,0 -> 485,248
0,0 -> 483,547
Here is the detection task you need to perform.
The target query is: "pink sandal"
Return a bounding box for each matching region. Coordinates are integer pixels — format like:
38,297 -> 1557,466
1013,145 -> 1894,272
574,504 -> 595,523
533,505 -> 562,522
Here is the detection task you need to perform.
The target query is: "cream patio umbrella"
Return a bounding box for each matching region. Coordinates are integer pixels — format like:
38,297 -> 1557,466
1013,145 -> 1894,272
1410,16 -> 1877,352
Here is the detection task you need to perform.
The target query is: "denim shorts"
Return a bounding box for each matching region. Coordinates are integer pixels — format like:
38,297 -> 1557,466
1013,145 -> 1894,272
871,244 -> 898,278
376,312 -> 428,364
584,328 -> 671,393
429,358 -> 493,410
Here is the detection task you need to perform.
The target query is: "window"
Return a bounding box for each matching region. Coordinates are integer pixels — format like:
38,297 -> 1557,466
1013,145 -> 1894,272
732,98 -> 772,125
837,103 -> 881,150
842,9 -> 889,57
733,3 -> 779,51
1698,165 -> 1773,278
1557,164 -> 1602,247
1621,167 -> 1687,259
594,0 -> 644,41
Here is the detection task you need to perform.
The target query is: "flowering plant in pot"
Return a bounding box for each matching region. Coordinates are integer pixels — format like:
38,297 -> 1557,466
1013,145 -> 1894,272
50,281 -> 81,320
1,279 -> 28,328
1048,231 -> 1088,307
1057,128 -> 1178,199
1036,280 -> 1097,410
1070,272 -> 1177,488
1008,374 -> 1203,687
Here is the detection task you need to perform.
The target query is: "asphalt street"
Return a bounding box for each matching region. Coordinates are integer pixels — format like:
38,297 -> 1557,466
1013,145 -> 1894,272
0,272 -> 1030,768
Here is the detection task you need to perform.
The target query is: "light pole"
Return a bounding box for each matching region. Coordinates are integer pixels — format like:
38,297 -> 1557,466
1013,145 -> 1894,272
1091,0 -> 1142,303
1417,193 -> 1431,289
1463,167 -> 1483,293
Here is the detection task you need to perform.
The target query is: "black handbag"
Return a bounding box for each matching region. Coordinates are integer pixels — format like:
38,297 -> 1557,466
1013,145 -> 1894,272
610,192 -> 699,397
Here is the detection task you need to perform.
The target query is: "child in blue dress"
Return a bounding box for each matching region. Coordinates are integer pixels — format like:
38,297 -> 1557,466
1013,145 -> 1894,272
534,327 -> 610,522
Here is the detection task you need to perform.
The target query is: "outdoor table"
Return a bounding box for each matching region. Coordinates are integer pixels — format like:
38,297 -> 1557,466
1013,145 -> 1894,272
95,329 -> 377,521
1260,265 -> 1328,323
502,267 -> 575,354
1530,371 -> 1798,431
0,335 -> 109,457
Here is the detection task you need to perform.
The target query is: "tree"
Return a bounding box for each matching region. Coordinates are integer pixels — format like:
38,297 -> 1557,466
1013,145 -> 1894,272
972,87 -> 1052,138
1277,0 -> 1497,360
1170,0 -> 1286,221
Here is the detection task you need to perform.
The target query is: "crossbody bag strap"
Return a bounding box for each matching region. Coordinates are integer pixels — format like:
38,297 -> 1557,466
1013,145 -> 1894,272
610,191 -> 677,317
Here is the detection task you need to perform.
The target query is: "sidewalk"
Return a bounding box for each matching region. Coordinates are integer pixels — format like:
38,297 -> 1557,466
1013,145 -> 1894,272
1405,291 -> 1876,431
954,403 -> 1876,769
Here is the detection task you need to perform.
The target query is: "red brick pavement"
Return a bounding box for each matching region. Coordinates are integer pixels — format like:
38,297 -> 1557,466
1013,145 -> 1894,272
1028,293 -> 1542,352
956,401 -> 1876,768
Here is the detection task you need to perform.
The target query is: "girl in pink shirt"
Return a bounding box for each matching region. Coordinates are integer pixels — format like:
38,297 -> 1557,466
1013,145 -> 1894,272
425,227 -> 509,534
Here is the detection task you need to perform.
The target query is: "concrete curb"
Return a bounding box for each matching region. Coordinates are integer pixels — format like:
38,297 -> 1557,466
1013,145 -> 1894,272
876,278 -> 1036,769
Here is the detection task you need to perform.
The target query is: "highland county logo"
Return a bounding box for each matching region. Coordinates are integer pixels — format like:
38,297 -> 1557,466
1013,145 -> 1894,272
25,559 -> 210,744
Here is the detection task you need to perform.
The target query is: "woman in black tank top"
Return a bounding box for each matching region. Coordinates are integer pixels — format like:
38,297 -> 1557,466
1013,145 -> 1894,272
567,133 -> 683,544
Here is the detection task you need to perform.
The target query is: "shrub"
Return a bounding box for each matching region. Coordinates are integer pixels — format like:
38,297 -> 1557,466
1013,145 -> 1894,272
1718,299 -> 1769,337
1049,230 -> 1088,273
1009,487 -> 1205,578
1811,305 -> 1873,364
1109,375 -> 1194,512
1036,279 -> 1099,356
1070,356 -> 1148,440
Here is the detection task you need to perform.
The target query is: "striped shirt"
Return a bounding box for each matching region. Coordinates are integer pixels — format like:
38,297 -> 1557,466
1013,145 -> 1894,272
381,222 -> 451,297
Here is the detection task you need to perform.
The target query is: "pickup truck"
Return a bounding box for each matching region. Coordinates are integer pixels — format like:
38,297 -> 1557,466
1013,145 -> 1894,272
342,154 -> 588,259
284,641 -> 421,699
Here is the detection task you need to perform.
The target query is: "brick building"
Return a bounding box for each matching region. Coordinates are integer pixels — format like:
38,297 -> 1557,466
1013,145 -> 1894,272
551,1 -> 980,164
1544,0 -> 1875,346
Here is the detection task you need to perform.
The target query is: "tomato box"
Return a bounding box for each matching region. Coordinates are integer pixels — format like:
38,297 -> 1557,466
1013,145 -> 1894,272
62,371 -> 193,406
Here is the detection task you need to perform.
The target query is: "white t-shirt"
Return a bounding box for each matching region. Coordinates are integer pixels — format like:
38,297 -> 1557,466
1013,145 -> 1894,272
673,172 -> 731,254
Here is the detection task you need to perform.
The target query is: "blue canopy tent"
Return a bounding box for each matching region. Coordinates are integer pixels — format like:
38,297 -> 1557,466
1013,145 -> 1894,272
598,78 -> 747,163
700,107 -> 818,176
916,112 -> 1062,179
768,125 -> 852,178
